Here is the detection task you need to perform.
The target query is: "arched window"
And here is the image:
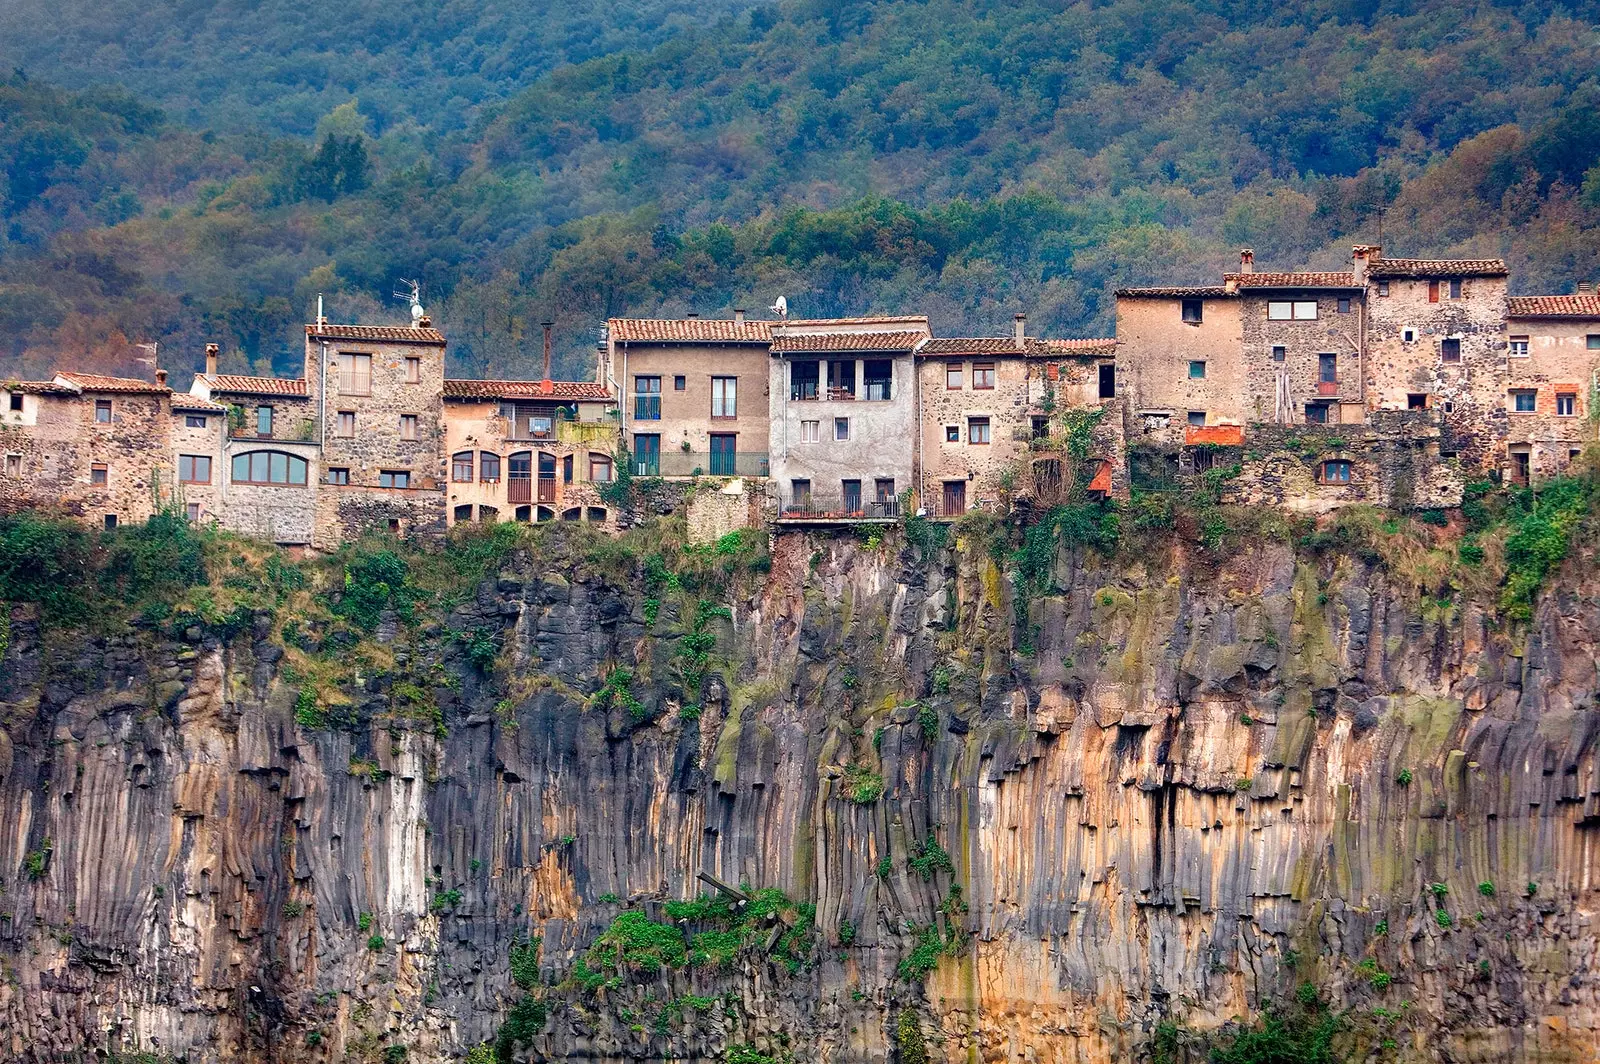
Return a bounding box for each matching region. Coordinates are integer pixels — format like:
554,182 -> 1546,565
479,452 -> 501,482
231,450 -> 308,485
452,452 -> 474,482
589,452 -> 614,483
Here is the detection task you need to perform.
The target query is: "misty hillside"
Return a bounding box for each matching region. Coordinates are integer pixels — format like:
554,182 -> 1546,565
0,0 -> 1597,383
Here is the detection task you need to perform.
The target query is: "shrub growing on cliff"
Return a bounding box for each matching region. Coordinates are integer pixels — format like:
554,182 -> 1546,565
334,546 -> 418,631
895,1008 -> 928,1064
103,507 -> 207,601
493,996 -> 547,1064
1208,1007 -> 1340,1064
0,513 -> 93,621
841,763 -> 885,804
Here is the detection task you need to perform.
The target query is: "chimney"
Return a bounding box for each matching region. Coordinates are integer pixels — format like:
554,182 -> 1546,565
155,368 -> 168,388
1014,313 -> 1027,349
1239,248 -> 1255,274
541,321 -> 555,394
205,343 -> 219,376
1580,281 -> 1595,294
685,311 -> 699,319
1351,244 -> 1379,286
734,308 -> 746,324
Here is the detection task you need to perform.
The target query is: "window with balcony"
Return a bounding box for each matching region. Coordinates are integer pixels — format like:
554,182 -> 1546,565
179,455 -> 212,484
1318,353 -> 1337,385
633,434 -> 660,475
864,359 -> 892,400
479,452 -> 500,481
634,376 -> 661,420
711,376 -> 737,418
790,360 -> 820,400
232,451 -> 308,485
968,416 -> 990,444
972,362 -> 995,389
378,469 -> 410,488
95,399 -> 112,423
338,353 -> 372,395
827,360 -> 856,399
453,452 -> 474,481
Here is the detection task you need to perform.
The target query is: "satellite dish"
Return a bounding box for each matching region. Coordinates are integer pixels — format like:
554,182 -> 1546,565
411,302 -> 425,323
769,295 -> 788,318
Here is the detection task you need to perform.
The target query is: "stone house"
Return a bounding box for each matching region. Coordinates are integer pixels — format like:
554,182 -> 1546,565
442,378 -> 618,526
607,314 -> 773,479
767,316 -> 929,521
1501,292 -> 1600,483
168,391 -> 228,526
1113,284 -> 1245,447
914,319 -> 1121,516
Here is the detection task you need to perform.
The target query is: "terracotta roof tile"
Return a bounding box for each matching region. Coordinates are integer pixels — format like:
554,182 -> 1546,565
609,318 -> 774,342
917,337 -> 1116,357
171,393 -> 227,412
1367,257 -> 1507,278
201,374 -> 309,397
783,315 -> 930,327
770,330 -> 925,353
1507,295 -> 1600,319
444,379 -> 613,401
305,323 -> 447,344
1036,338 -> 1118,356
1115,286 -> 1232,298
1225,272 -> 1359,288
56,372 -> 170,393
3,379 -> 80,395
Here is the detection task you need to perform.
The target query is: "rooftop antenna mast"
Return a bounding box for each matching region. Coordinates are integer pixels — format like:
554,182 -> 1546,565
394,278 -> 427,325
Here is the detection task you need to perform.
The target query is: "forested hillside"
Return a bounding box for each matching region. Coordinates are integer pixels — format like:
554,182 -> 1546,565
1,0 -> 1597,383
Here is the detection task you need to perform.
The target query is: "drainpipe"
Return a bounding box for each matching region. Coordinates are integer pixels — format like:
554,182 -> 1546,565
319,341 -> 328,448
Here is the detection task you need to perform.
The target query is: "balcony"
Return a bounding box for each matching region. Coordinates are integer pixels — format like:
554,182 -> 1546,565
227,416 -> 319,443
1316,379 -> 1340,397
777,492 -> 901,523
632,451 -> 769,478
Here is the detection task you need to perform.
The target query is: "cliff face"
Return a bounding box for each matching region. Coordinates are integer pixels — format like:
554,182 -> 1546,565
2,528 -> 1599,1064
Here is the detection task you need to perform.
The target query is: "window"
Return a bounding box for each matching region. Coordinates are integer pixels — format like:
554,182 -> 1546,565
1321,460 -> 1351,483
709,433 -> 737,475
590,453 -> 613,483
337,410 -> 355,437
945,363 -> 963,389
842,479 -> 862,513
405,357 -> 421,383
1337,298 -> 1350,314
1098,363 -> 1115,398
327,467 -> 350,485
453,451 -> 474,482
1407,393 -> 1428,410
875,478 -> 896,504
186,503 -> 200,522
104,514 -> 117,530
941,480 -> 966,516
1441,338 -> 1461,363
634,376 -> 661,420
1402,328 -> 1416,343
1510,336 -> 1529,358
1449,279 -> 1462,299
1378,282 -> 1389,296
563,454 -> 573,484
1272,346 -> 1286,362
400,414 -> 418,440
972,362 -> 995,389
1318,353 -> 1337,384
864,359 -> 892,401
1187,411 -> 1206,427
711,376 -> 737,418
379,469 -> 410,489
827,360 -> 856,398
633,434 -> 660,475
674,375 -> 686,391
454,504 -> 473,522
387,519 -> 401,533
968,416 -> 990,444
480,452 -> 500,481
179,454 -> 212,484
91,463 -> 108,486
338,353 -> 372,395
1304,403 -> 1329,424
185,414 -> 207,428
1588,335 -> 1600,350
3,453 -> 17,476
1557,392 -> 1577,417
834,417 -> 850,441
1267,301 -> 1318,320
1181,299 -> 1203,323
1512,389 -> 1537,412
1032,415 -> 1049,439
1510,448 -> 1531,484
790,361 -> 819,400
256,405 -> 273,436
1188,360 -> 1206,379
7,393 -> 21,412
791,478 -> 812,506
95,399 -> 112,423
945,424 -> 960,443
231,451 -> 308,485
1428,281 -> 1439,303
800,420 -> 820,443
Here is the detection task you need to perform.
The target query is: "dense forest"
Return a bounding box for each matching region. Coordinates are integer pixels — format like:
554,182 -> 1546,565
0,0 -> 1597,383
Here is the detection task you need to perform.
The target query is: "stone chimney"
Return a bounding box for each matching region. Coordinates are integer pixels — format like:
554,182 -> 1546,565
155,368 -> 168,388
1014,313 -> 1027,349
734,308 -> 746,324
541,321 -> 554,395
205,343 -> 219,376
1239,248 -> 1254,274
1351,244 -> 1380,286
1580,281 -> 1595,294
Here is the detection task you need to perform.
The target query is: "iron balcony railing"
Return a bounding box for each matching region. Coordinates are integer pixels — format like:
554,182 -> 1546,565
778,493 -> 901,521
631,451 -> 769,478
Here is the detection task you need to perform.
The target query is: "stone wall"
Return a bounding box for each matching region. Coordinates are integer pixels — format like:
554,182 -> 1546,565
169,407 -> 226,522
1239,291 -> 1364,424
1226,415 -> 1462,512
1504,316 -> 1600,483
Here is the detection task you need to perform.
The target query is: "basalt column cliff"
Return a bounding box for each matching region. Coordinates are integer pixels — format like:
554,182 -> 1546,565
1,527 -> 1598,1064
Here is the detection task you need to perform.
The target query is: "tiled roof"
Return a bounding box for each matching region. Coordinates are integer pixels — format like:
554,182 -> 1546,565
1115,286 -> 1232,298
444,379 -> 613,401
200,374 -> 309,397
2,379 -> 80,395
609,318 -> 774,343
783,315 -> 930,327
56,372 -> 170,393
305,323 -> 448,345
1367,257 -> 1507,278
1036,338 -> 1118,356
771,331 -> 925,353
1507,295 -> 1600,319
916,337 -> 1116,357
1225,272 -> 1359,288
171,393 -> 226,412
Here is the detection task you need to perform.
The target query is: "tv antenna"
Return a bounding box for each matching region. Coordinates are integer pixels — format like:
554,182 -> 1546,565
133,341 -> 159,366
768,295 -> 788,319
394,278 -> 426,324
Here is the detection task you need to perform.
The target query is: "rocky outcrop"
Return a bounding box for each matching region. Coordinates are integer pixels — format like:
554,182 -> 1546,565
2,529 -> 1599,1063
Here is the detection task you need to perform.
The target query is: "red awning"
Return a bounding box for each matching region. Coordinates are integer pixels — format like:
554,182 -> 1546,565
1184,425 -> 1244,446
1087,461 -> 1113,494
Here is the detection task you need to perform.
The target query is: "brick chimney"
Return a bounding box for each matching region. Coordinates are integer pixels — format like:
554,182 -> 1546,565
1239,248 -> 1254,274
205,343 -> 219,376
1014,313 -> 1027,349
155,368 -> 168,388
1351,244 -> 1380,286
734,308 -> 746,324
541,321 -> 554,395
